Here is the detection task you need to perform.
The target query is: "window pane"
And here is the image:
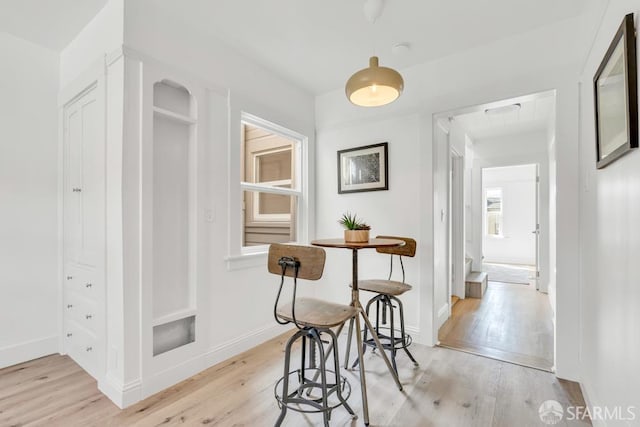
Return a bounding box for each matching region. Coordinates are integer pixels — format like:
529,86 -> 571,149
257,150 -> 291,183
486,188 -> 503,236
487,212 -> 501,236
259,192 -> 291,215
486,188 -> 502,212
243,123 -> 296,189
243,190 -> 297,247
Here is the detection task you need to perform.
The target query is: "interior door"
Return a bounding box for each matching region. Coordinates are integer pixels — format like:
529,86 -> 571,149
534,164 -> 540,290
63,84 -> 102,268
448,153 -> 453,305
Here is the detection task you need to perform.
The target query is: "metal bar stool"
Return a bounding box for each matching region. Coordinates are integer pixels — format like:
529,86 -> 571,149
350,236 -> 419,375
268,244 -> 358,427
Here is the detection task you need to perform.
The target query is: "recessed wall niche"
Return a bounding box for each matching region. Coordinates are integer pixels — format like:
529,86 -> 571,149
151,80 -> 197,356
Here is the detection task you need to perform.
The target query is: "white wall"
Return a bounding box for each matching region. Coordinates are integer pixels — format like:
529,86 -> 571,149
60,0 -> 123,88
106,0 -> 317,405
578,3 -> 640,422
0,33 -> 59,367
315,114 -> 421,335
315,9 -> 594,379
482,164 -> 537,265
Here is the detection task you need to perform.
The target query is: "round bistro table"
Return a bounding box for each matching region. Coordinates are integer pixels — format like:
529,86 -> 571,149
310,238 -> 405,426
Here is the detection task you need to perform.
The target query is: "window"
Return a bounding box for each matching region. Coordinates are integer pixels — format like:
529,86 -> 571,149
486,188 -> 503,237
240,119 -> 302,249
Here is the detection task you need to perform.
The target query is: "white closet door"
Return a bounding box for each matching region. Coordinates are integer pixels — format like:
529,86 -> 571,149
64,86 -> 103,268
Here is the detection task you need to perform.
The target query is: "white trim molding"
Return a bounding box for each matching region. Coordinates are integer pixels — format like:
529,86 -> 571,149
0,336 -> 58,369
99,374 -> 143,409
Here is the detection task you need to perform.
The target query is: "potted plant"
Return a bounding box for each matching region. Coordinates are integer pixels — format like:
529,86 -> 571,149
339,212 -> 371,243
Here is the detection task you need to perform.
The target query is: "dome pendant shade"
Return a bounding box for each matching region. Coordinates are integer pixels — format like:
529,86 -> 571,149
345,56 -> 404,107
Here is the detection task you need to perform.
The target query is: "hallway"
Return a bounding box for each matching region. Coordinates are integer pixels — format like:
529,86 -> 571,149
439,281 -> 554,371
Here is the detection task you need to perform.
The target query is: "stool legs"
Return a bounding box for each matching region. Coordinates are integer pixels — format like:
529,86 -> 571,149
343,317 -> 354,370
352,294 -> 418,373
392,295 -> 418,365
327,329 -> 355,418
275,327 -> 354,426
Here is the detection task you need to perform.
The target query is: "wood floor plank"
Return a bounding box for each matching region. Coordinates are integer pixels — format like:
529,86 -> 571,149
492,362 -> 590,427
0,328 -> 589,426
390,348 -> 500,427
439,281 -> 554,371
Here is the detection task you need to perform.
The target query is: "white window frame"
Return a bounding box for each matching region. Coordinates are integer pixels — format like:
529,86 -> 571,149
250,146 -> 293,222
485,187 -> 504,238
226,112 -> 308,268
251,181 -> 292,222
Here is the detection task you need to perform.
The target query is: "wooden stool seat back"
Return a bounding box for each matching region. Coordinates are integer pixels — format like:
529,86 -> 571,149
268,244 -> 326,281
374,236 -> 416,257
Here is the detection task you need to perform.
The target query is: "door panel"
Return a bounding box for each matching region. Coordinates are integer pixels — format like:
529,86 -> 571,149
63,86 -> 103,268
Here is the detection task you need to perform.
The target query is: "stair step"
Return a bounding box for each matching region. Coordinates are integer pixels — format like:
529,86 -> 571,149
465,271 -> 488,298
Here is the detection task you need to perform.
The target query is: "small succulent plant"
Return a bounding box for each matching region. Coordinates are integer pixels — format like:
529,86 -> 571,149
338,212 -> 371,230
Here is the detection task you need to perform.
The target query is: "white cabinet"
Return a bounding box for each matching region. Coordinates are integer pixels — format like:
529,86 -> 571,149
62,83 -> 105,381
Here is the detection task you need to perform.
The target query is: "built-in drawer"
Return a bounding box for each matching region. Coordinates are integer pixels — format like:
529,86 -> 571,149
64,263 -> 101,302
64,319 -> 98,378
64,291 -> 99,335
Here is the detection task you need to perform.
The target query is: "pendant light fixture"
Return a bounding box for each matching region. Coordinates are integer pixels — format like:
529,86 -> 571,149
345,0 -> 404,107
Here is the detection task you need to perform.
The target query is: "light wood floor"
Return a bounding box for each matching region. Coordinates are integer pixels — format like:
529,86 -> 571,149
439,281 -> 554,371
1,327 -> 587,426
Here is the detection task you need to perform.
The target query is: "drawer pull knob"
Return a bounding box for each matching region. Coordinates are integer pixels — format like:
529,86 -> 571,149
66,276 -> 73,280
85,314 -> 93,320
66,333 -> 73,337
85,283 -> 92,288
67,304 -> 73,309
72,188 -> 82,192
86,346 -> 93,352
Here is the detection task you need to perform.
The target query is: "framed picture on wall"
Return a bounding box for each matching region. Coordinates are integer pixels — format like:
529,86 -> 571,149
337,142 -> 388,194
593,13 -> 638,169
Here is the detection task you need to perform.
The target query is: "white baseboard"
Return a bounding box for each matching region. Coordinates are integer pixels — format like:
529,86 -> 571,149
404,325 -> 422,345
99,374 -> 142,409
0,335 -> 58,369
205,323 -> 283,366
102,323 -> 284,408
579,379 -> 607,427
141,323 -> 283,400
436,303 -> 450,329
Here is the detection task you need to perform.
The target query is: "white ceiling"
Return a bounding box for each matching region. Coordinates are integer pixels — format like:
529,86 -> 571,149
0,0 -> 107,51
453,93 -> 555,141
144,0 -> 589,94
1,0 -> 590,94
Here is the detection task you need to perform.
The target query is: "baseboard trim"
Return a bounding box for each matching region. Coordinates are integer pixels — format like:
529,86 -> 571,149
114,323 -> 285,407
99,374 -> 142,409
205,323 -> 283,365
436,303 -> 450,329
404,325 -> 422,345
0,335 -> 58,369
579,379 -> 607,427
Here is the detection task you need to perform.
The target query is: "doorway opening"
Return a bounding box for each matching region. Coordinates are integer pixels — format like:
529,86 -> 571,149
433,90 -> 556,372
482,164 -> 538,287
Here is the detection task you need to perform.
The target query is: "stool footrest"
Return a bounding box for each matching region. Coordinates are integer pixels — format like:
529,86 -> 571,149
362,327 -> 413,351
274,369 -> 352,414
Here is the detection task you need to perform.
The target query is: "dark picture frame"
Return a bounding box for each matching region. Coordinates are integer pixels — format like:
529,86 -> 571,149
594,13 -> 638,169
337,142 -> 388,194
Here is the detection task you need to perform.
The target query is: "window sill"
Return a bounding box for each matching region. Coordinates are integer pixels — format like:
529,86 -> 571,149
225,252 -> 268,271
